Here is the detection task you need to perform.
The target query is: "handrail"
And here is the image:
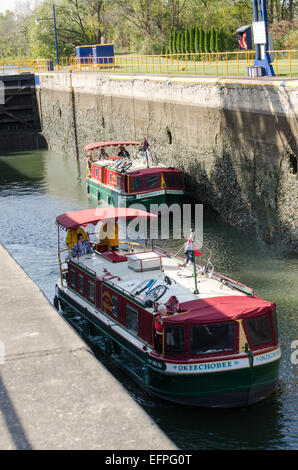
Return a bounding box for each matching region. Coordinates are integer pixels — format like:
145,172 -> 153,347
1,49 -> 296,77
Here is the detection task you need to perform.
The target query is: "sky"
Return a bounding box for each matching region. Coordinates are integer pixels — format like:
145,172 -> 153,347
0,0 -> 17,13
0,0 -> 34,14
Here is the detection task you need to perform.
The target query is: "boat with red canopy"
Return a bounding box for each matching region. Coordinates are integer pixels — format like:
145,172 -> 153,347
54,208 -> 281,407
85,140 -> 185,208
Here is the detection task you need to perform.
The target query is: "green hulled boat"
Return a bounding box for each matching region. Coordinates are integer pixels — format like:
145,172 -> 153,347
54,208 -> 281,408
85,141 -> 185,209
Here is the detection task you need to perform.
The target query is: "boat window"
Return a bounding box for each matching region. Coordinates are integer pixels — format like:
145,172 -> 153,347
164,326 -> 185,356
130,176 -> 142,192
69,268 -> 76,288
112,295 -> 118,318
126,305 -> 138,334
163,172 -> 176,188
176,173 -> 183,188
145,174 -> 160,189
116,175 -> 122,189
88,280 -> 95,302
78,273 -> 84,294
244,314 -> 273,347
272,310 -> 278,343
95,168 -> 98,178
190,322 -> 235,355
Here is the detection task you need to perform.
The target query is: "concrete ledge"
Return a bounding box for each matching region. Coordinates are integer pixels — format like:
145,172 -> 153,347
0,244 -> 176,450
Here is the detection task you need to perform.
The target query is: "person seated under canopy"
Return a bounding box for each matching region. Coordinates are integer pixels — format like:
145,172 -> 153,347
66,227 -> 89,250
72,233 -> 92,257
118,145 -> 130,159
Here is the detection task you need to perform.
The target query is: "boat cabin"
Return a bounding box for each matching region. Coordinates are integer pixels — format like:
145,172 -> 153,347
85,140 -> 184,196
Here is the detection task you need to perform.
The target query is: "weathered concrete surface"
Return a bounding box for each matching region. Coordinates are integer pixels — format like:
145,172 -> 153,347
37,73 -> 298,251
0,244 -> 176,450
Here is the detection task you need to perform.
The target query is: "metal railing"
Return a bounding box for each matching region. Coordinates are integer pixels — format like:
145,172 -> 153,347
0,58 -> 51,75
64,49 -> 298,78
1,50 -> 297,77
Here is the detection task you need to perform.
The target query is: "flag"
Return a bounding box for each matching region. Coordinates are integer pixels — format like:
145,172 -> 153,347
185,237 -> 202,257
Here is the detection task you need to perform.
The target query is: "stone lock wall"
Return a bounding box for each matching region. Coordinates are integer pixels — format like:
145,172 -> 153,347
37,73 -> 298,251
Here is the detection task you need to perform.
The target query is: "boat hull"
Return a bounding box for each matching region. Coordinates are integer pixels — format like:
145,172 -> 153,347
55,288 -> 280,408
86,179 -> 184,209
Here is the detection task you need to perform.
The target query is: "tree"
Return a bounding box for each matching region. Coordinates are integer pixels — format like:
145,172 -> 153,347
176,31 -> 181,53
172,28 -> 177,53
199,26 -> 204,53
184,26 -> 189,53
194,26 -> 199,53
210,27 -> 215,52
204,29 -> 210,53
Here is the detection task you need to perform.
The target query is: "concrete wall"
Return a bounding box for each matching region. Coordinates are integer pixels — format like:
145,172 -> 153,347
0,74 -> 47,154
37,72 -> 298,251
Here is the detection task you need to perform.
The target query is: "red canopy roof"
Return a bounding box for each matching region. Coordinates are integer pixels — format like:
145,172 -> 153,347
56,207 -> 157,230
164,296 -> 275,325
85,141 -> 139,152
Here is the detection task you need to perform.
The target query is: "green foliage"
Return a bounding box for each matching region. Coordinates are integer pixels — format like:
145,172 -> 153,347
184,26 -> 189,54
0,0 -> 296,59
199,26 -> 204,53
204,29 -> 210,53
210,27 -> 215,52
269,20 -> 298,49
194,27 -> 199,53
172,28 -> 177,53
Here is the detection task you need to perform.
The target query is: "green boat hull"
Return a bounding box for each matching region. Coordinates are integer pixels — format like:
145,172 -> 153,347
86,179 -> 183,209
56,289 -> 280,408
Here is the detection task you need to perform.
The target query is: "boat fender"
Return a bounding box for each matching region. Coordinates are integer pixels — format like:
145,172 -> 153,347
53,296 -> 59,311
245,343 -> 254,368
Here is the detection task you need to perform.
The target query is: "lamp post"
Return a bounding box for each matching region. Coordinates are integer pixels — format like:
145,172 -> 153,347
36,4 -> 59,66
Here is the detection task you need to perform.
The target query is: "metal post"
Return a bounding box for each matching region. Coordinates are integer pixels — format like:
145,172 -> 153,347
53,5 -> 59,66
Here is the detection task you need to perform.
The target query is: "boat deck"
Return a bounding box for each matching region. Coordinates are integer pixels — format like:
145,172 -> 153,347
72,248 -> 246,308
91,156 -> 164,173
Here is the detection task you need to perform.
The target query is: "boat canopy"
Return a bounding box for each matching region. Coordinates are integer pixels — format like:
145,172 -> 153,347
56,207 -> 157,230
85,141 -> 139,152
165,296 -> 275,325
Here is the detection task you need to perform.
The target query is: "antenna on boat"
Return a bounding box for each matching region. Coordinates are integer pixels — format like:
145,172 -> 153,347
191,229 -> 199,294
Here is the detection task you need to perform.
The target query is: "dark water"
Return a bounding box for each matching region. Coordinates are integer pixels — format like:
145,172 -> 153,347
0,150 -> 297,450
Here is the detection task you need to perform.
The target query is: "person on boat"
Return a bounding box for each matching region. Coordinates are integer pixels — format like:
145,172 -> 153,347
99,147 -> 109,159
72,233 -> 93,257
118,145 -> 130,159
66,227 -> 89,250
183,235 -> 194,267
154,304 -> 167,352
142,138 -> 149,151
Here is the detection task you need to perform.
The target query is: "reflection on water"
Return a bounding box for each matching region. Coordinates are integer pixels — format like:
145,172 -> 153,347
0,150 -> 297,449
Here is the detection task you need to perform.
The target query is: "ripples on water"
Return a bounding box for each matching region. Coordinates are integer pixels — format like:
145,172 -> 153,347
0,150 -> 297,450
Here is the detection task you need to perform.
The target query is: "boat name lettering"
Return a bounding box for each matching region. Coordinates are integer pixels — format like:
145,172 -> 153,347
255,349 -> 281,364
102,290 -> 112,313
147,358 -> 164,369
170,361 -> 233,373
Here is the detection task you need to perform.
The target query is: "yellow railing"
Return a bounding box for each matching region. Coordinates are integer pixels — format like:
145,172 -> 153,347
1,50 -> 297,77
62,49 -> 298,78
0,58 -> 53,75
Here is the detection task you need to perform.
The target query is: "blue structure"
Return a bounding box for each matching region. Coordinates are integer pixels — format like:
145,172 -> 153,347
236,25 -> 253,50
252,0 -> 275,76
92,44 -> 114,65
76,44 -> 114,65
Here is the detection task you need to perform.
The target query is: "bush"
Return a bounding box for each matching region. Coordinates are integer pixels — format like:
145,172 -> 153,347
269,20 -> 298,50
